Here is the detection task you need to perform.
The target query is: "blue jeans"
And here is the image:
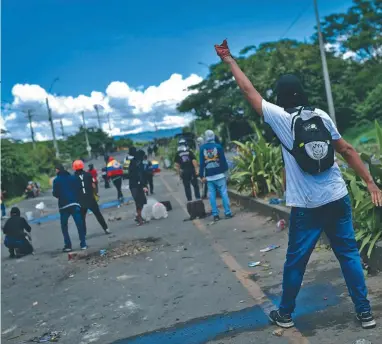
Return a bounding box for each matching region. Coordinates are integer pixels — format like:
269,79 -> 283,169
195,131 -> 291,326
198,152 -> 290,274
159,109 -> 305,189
207,177 -> 232,217
280,195 -> 371,314
60,206 -> 87,249
1,203 -> 6,217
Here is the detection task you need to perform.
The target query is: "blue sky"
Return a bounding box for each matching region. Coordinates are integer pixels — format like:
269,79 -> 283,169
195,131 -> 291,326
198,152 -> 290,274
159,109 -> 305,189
1,0 -> 353,140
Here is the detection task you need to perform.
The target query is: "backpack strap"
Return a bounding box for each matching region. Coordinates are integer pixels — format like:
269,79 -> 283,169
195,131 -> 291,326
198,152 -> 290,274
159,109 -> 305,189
279,106 -> 304,155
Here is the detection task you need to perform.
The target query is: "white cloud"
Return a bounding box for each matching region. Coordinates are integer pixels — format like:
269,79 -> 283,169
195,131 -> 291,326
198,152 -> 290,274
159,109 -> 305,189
2,73 -> 202,141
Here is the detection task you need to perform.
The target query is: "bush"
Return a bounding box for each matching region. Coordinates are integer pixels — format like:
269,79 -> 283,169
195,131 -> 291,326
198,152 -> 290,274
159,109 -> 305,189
342,120 -> 382,257
230,124 -> 284,197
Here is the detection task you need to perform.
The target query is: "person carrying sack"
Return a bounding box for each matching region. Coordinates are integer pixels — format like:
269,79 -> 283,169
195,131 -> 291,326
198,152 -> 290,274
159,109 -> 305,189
214,39 -> 381,330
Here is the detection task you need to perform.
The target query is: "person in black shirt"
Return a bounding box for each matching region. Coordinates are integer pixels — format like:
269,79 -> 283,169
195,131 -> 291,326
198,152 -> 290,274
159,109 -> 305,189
174,139 -> 200,202
2,207 -> 33,258
128,147 -> 148,225
72,160 -> 110,235
142,154 -> 154,194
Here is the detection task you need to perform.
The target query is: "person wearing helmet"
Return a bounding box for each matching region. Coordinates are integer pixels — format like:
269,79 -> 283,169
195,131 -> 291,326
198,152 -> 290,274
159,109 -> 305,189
174,139 -> 200,202
107,156 -> 124,203
53,164 -> 87,251
199,129 -> 233,221
128,147 -> 148,225
2,207 -> 34,258
73,160 -> 110,235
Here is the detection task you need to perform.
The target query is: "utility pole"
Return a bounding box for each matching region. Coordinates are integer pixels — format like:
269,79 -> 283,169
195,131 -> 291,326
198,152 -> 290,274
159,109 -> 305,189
93,105 -> 102,129
60,119 -> 65,138
46,97 -> 60,158
26,109 -> 36,150
107,113 -> 112,133
81,111 -> 92,158
313,0 -> 336,125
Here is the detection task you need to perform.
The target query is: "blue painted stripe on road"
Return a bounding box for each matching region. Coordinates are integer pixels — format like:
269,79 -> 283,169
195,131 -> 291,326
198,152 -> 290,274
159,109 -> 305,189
110,283 -> 342,344
264,282 -> 341,318
111,305 -> 269,344
29,197 -> 133,225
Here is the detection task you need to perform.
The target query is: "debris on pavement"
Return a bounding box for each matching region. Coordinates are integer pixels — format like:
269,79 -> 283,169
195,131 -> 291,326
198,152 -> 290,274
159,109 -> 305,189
354,340 -> 372,344
272,328 -> 284,337
260,244 -> 280,253
248,261 -> 261,268
33,301 -> 38,306
100,249 -> 107,256
276,219 -> 286,230
29,330 -> 62,342
269,198 -> 283,205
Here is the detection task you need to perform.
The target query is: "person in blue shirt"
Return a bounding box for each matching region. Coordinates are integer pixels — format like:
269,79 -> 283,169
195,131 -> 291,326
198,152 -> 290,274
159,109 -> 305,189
199,130 -> 233,222
53,164 -> 87,252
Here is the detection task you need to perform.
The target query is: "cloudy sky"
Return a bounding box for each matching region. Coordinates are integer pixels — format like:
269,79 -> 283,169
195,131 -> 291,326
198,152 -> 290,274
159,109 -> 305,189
1,0 -> 353,141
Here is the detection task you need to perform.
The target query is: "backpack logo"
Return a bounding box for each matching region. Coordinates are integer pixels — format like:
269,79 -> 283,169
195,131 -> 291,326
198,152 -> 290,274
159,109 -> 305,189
305,141 -> 329,160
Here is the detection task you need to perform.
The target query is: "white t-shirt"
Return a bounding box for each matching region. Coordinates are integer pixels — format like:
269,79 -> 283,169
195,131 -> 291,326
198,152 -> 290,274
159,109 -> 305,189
262,100 -> 348,208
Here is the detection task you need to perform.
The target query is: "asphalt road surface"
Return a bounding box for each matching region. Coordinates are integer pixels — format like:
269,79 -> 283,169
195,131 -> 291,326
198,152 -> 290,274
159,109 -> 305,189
1,154 -> 382,344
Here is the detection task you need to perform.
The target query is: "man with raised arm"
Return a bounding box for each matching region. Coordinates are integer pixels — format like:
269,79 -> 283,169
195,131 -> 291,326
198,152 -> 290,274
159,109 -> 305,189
214,39 -> 381,329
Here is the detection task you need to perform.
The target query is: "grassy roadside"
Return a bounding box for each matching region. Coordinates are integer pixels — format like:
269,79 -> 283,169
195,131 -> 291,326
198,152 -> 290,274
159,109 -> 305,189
4,174 -> 51,207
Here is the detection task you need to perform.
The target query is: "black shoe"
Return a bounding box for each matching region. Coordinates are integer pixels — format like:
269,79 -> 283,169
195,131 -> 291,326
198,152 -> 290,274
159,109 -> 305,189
225,213 -> 235,219
269,310 -> 294,328
9,254 -> 16,259
62,247 -> 72,253
213,215 -> 220,222
357,311 -> 376,329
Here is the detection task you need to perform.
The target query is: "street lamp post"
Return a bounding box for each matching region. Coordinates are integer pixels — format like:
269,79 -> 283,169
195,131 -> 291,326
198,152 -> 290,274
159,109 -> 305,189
25,109 -> 36,150
313,0 -> 336,125
107,113 -> 112,133
93,105 -> 102,129
81,111 -> 92,158
46,77 -> 60,158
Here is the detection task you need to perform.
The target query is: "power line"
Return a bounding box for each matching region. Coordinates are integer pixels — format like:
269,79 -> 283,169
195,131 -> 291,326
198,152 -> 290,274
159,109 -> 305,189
280,3 -> 311,39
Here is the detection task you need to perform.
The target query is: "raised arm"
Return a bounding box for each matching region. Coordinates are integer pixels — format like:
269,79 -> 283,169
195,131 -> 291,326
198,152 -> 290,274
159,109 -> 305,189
215,39 -> 263,116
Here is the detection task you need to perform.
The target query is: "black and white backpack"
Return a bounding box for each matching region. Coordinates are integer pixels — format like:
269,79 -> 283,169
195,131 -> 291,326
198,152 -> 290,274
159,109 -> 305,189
281,106 -> 335,174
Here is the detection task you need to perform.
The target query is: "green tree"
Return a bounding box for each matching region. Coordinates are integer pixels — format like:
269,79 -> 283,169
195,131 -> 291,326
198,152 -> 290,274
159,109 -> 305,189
321,0 -> 382,63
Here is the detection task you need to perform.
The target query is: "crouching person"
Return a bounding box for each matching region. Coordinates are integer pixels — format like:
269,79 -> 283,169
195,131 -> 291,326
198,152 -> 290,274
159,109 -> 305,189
2,207 -> 34,258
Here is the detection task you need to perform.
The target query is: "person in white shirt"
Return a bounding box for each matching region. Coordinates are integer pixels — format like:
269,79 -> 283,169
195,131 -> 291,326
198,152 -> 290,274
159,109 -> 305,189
214,39 -> 381,330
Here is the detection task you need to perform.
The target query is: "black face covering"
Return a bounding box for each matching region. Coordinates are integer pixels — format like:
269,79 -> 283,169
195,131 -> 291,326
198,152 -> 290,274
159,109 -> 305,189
275,74 -> 308,109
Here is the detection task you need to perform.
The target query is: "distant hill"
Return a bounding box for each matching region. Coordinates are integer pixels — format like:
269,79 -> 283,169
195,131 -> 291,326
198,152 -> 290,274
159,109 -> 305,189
114,127 -> 183,142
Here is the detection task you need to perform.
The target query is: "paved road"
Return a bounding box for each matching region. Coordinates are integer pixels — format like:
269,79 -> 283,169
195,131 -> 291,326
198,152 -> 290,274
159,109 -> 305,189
1,160 -> 382,344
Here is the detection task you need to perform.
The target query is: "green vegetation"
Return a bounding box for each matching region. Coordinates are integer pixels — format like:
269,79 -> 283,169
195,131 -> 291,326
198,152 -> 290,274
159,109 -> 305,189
342,121 -> 382,257
230,124 -> 283,197
1,128 -> 114,198
178,0 -> 381,144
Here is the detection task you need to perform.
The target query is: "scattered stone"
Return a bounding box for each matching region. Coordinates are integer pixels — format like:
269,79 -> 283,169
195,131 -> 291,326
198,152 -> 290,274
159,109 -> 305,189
29,330 -> 62,343
272,328 -> 284,337
354,340 -> 372,344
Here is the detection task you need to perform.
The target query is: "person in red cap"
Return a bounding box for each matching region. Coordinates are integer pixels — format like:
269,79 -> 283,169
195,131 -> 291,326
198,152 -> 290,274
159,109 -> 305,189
72,160 -> 110,235
214,39 -> 381,330
107,156 -> 124,203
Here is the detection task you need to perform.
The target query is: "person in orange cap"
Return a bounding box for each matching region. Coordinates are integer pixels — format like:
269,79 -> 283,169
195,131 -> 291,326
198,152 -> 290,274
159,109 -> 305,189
72,160 -> 110,235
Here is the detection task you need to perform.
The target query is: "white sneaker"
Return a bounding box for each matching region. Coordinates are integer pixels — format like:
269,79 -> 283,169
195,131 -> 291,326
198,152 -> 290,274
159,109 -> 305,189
81,246 -> 88,250
104,229 -> 111,234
